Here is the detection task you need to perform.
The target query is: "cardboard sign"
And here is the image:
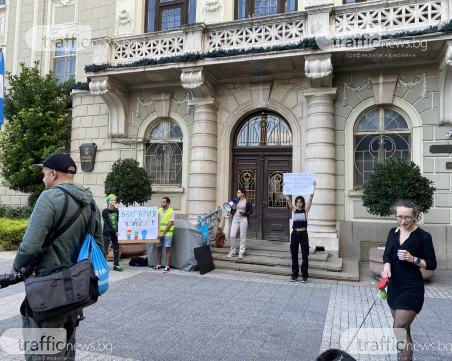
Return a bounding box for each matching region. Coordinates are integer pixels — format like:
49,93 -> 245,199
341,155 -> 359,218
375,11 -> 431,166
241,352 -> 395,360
283,173 -> 315,195
118,207 -> 159,244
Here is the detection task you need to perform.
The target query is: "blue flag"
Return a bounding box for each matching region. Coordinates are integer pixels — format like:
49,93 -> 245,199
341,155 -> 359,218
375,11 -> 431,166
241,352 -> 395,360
0,52 -> 4,130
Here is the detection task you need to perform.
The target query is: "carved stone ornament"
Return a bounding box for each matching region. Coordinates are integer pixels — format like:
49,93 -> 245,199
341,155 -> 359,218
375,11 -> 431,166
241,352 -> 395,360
136,91 -> 192,119
181,68 -> 216,99
249,81 -> 273,109
219,84 -> 246,95
277,78 -> 308,90
304,54 -> 333,88
115,10 -> 134,37
342,78 -> 371,107
89,76 -> 129,137
440,41 -> 452,125
202,0 -> 224,22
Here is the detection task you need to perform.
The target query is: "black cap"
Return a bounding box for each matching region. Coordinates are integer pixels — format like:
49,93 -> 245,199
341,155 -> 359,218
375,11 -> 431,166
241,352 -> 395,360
33,153 -> 77,174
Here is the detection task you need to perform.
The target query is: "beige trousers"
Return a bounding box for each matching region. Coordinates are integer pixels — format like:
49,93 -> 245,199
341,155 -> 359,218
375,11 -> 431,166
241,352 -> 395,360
229,216 -> 248,254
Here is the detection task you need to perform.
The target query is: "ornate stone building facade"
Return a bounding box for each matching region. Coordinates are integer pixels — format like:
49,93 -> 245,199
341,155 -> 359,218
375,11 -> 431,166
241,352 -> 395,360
1,0 -> 452,266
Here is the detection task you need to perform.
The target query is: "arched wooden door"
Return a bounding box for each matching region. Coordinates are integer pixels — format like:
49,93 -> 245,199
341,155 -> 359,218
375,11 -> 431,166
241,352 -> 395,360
231,112 -> 292,241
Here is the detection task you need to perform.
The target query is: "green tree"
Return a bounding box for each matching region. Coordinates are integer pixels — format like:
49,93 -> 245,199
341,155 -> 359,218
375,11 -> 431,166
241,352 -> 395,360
104,158 -> 154,207
0,62 -> 72,206
362,158 -> 436,217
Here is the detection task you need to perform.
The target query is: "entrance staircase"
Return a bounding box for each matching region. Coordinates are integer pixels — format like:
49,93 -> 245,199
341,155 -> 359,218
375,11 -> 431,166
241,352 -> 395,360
211,239 -> 359,281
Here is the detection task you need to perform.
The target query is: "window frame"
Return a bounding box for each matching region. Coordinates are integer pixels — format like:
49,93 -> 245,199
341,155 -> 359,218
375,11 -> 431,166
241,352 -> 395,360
145,119 -> 184,186
234,0 -> 296,20
53,39 -> 77,83
353,106 -> 411,188
145,0 -> 191,33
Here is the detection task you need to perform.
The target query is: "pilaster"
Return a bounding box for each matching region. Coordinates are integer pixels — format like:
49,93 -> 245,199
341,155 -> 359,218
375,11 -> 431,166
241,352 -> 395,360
303,87 -> 338,251
181,67 -> 219,223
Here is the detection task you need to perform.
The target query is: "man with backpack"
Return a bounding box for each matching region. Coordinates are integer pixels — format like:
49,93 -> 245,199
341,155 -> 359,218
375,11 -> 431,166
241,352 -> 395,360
12,153 -> 103,361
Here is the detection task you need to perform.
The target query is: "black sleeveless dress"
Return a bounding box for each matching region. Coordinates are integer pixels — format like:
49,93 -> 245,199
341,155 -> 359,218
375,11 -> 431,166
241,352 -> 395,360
383,227 -> 437,314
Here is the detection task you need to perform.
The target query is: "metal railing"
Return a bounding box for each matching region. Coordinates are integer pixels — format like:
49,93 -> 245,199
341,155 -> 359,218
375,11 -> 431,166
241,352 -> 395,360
196,206 -> 222,244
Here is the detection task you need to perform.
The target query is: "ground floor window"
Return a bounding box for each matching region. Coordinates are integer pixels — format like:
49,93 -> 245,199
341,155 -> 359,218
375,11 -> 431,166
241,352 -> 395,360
354,107 -> 411,187
146,120 -> 183,185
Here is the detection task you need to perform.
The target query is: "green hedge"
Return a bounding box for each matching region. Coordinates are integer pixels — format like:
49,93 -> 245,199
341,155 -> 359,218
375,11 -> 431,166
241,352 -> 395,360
0,218 -> 29,250
0,204 -> 33,218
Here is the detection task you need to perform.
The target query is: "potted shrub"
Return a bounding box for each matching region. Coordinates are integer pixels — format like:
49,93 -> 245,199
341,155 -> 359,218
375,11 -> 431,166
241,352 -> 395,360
363,158 -> 436,281
104,158 -> 154,258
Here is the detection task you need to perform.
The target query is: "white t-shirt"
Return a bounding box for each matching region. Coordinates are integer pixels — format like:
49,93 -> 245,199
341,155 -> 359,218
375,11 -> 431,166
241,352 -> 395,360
160,208 -> 175,229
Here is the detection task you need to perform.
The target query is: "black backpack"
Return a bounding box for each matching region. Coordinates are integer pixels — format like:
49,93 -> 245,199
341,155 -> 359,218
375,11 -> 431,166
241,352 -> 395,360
129,257 -> 148,267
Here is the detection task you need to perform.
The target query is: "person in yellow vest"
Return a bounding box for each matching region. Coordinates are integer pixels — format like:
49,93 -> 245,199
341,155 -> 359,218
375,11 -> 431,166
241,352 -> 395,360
152,197 -> 175,273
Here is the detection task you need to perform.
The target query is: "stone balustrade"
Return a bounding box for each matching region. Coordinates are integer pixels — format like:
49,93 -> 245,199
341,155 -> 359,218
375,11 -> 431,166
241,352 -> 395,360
91,0 -> 449,66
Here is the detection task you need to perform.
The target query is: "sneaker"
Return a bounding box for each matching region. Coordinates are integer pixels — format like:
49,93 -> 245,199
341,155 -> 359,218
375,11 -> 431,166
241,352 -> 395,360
238,253 -> 243,259
290,276 -> 297,282
301,277 -> 308,283
113,265 -> 123,272
227,252 -> 235,258
163,266 -> 170,273
152,265 -> 163,271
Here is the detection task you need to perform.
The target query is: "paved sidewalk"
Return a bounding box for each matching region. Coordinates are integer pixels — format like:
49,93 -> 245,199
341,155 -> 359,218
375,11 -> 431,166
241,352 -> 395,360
0,251 -> 451,361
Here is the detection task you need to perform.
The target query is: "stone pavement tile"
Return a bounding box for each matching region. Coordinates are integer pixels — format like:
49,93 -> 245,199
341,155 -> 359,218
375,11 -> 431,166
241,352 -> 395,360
241,328 -> 269,342
287,345 -> 320,361
0,315 -> 22,335
221,339 -> 264,361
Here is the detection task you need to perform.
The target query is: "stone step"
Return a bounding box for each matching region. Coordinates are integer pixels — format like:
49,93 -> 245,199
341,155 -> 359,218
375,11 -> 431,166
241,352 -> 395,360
211,239 -> 333,255
213,258 -> 360,281
210,245 -> 330,262
212,253 -> 342,271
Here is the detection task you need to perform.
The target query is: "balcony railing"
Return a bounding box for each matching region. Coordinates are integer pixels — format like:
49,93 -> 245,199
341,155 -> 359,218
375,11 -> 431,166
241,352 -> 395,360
207,14 -> 306,50
91,0 -> 449,67
334,0 -> 444,35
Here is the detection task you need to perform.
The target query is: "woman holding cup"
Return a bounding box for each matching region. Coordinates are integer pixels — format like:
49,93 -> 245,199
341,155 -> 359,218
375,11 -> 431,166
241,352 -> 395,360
381,200 -> 437,361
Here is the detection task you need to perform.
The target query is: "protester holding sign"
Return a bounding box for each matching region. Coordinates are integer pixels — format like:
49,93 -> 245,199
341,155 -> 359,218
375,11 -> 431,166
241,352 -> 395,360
151,197 -> 175,273
283,178 -> 316,283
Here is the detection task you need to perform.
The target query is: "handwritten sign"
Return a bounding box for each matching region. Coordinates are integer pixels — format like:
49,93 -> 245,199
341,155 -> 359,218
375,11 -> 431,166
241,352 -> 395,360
118,207 -> 159,244
283,173 -> 315,195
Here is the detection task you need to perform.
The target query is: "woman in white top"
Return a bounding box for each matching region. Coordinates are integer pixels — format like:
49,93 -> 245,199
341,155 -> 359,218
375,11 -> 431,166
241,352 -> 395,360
227,188 -> 253,259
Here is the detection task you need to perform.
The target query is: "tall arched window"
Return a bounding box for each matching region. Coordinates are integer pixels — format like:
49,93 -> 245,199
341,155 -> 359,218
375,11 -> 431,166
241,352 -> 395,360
354,108 -> 411,187
235,112 -> 292,146
146,120 -> 183,185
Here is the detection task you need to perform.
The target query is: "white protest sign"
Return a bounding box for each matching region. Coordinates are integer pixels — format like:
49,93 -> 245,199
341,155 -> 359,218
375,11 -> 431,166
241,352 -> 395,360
118,207 -> 159,243
283,173 -> 315,195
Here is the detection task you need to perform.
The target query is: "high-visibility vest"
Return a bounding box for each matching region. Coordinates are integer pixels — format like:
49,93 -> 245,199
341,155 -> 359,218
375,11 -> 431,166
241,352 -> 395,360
158,207 -> 174,237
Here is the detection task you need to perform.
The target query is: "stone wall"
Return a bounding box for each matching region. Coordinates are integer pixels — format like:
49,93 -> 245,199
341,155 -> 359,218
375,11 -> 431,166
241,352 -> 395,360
339,221 -> 452,270
333,63 -> 451,225
71,86 -> 194,214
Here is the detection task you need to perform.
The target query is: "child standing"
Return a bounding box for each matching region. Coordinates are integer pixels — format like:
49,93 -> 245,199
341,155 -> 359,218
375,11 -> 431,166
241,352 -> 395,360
102,194 -> 122,272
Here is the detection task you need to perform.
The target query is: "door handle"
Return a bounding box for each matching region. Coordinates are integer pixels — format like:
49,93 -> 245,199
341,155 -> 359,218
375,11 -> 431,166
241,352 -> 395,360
262,202 -> 267,209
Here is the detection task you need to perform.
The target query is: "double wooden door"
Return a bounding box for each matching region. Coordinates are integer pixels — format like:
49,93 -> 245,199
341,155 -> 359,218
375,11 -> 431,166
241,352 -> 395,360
232,149 -> 292,241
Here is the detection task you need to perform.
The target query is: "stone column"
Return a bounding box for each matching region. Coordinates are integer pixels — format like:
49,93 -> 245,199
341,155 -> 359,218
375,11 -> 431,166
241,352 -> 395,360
303,88 -> 338,251
181,67 -> 219,223
187,99 -> 219,223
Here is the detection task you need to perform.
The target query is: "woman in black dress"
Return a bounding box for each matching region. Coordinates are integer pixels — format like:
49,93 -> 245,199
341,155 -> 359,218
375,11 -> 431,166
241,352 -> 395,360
381,200 -> 437,361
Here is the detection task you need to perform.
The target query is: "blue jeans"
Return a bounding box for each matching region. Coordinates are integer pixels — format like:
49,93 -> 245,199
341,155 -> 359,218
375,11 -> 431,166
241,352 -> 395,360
158,236 -> 172,247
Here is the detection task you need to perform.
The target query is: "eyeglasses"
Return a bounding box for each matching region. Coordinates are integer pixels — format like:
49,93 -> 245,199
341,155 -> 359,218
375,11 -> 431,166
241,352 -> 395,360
396,216 -> 413,222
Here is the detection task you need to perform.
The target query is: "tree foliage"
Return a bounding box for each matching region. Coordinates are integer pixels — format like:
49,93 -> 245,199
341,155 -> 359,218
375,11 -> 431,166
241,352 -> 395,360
362,158 -> 436,217
0,62 -> 72,206
104,158 -> 154,207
